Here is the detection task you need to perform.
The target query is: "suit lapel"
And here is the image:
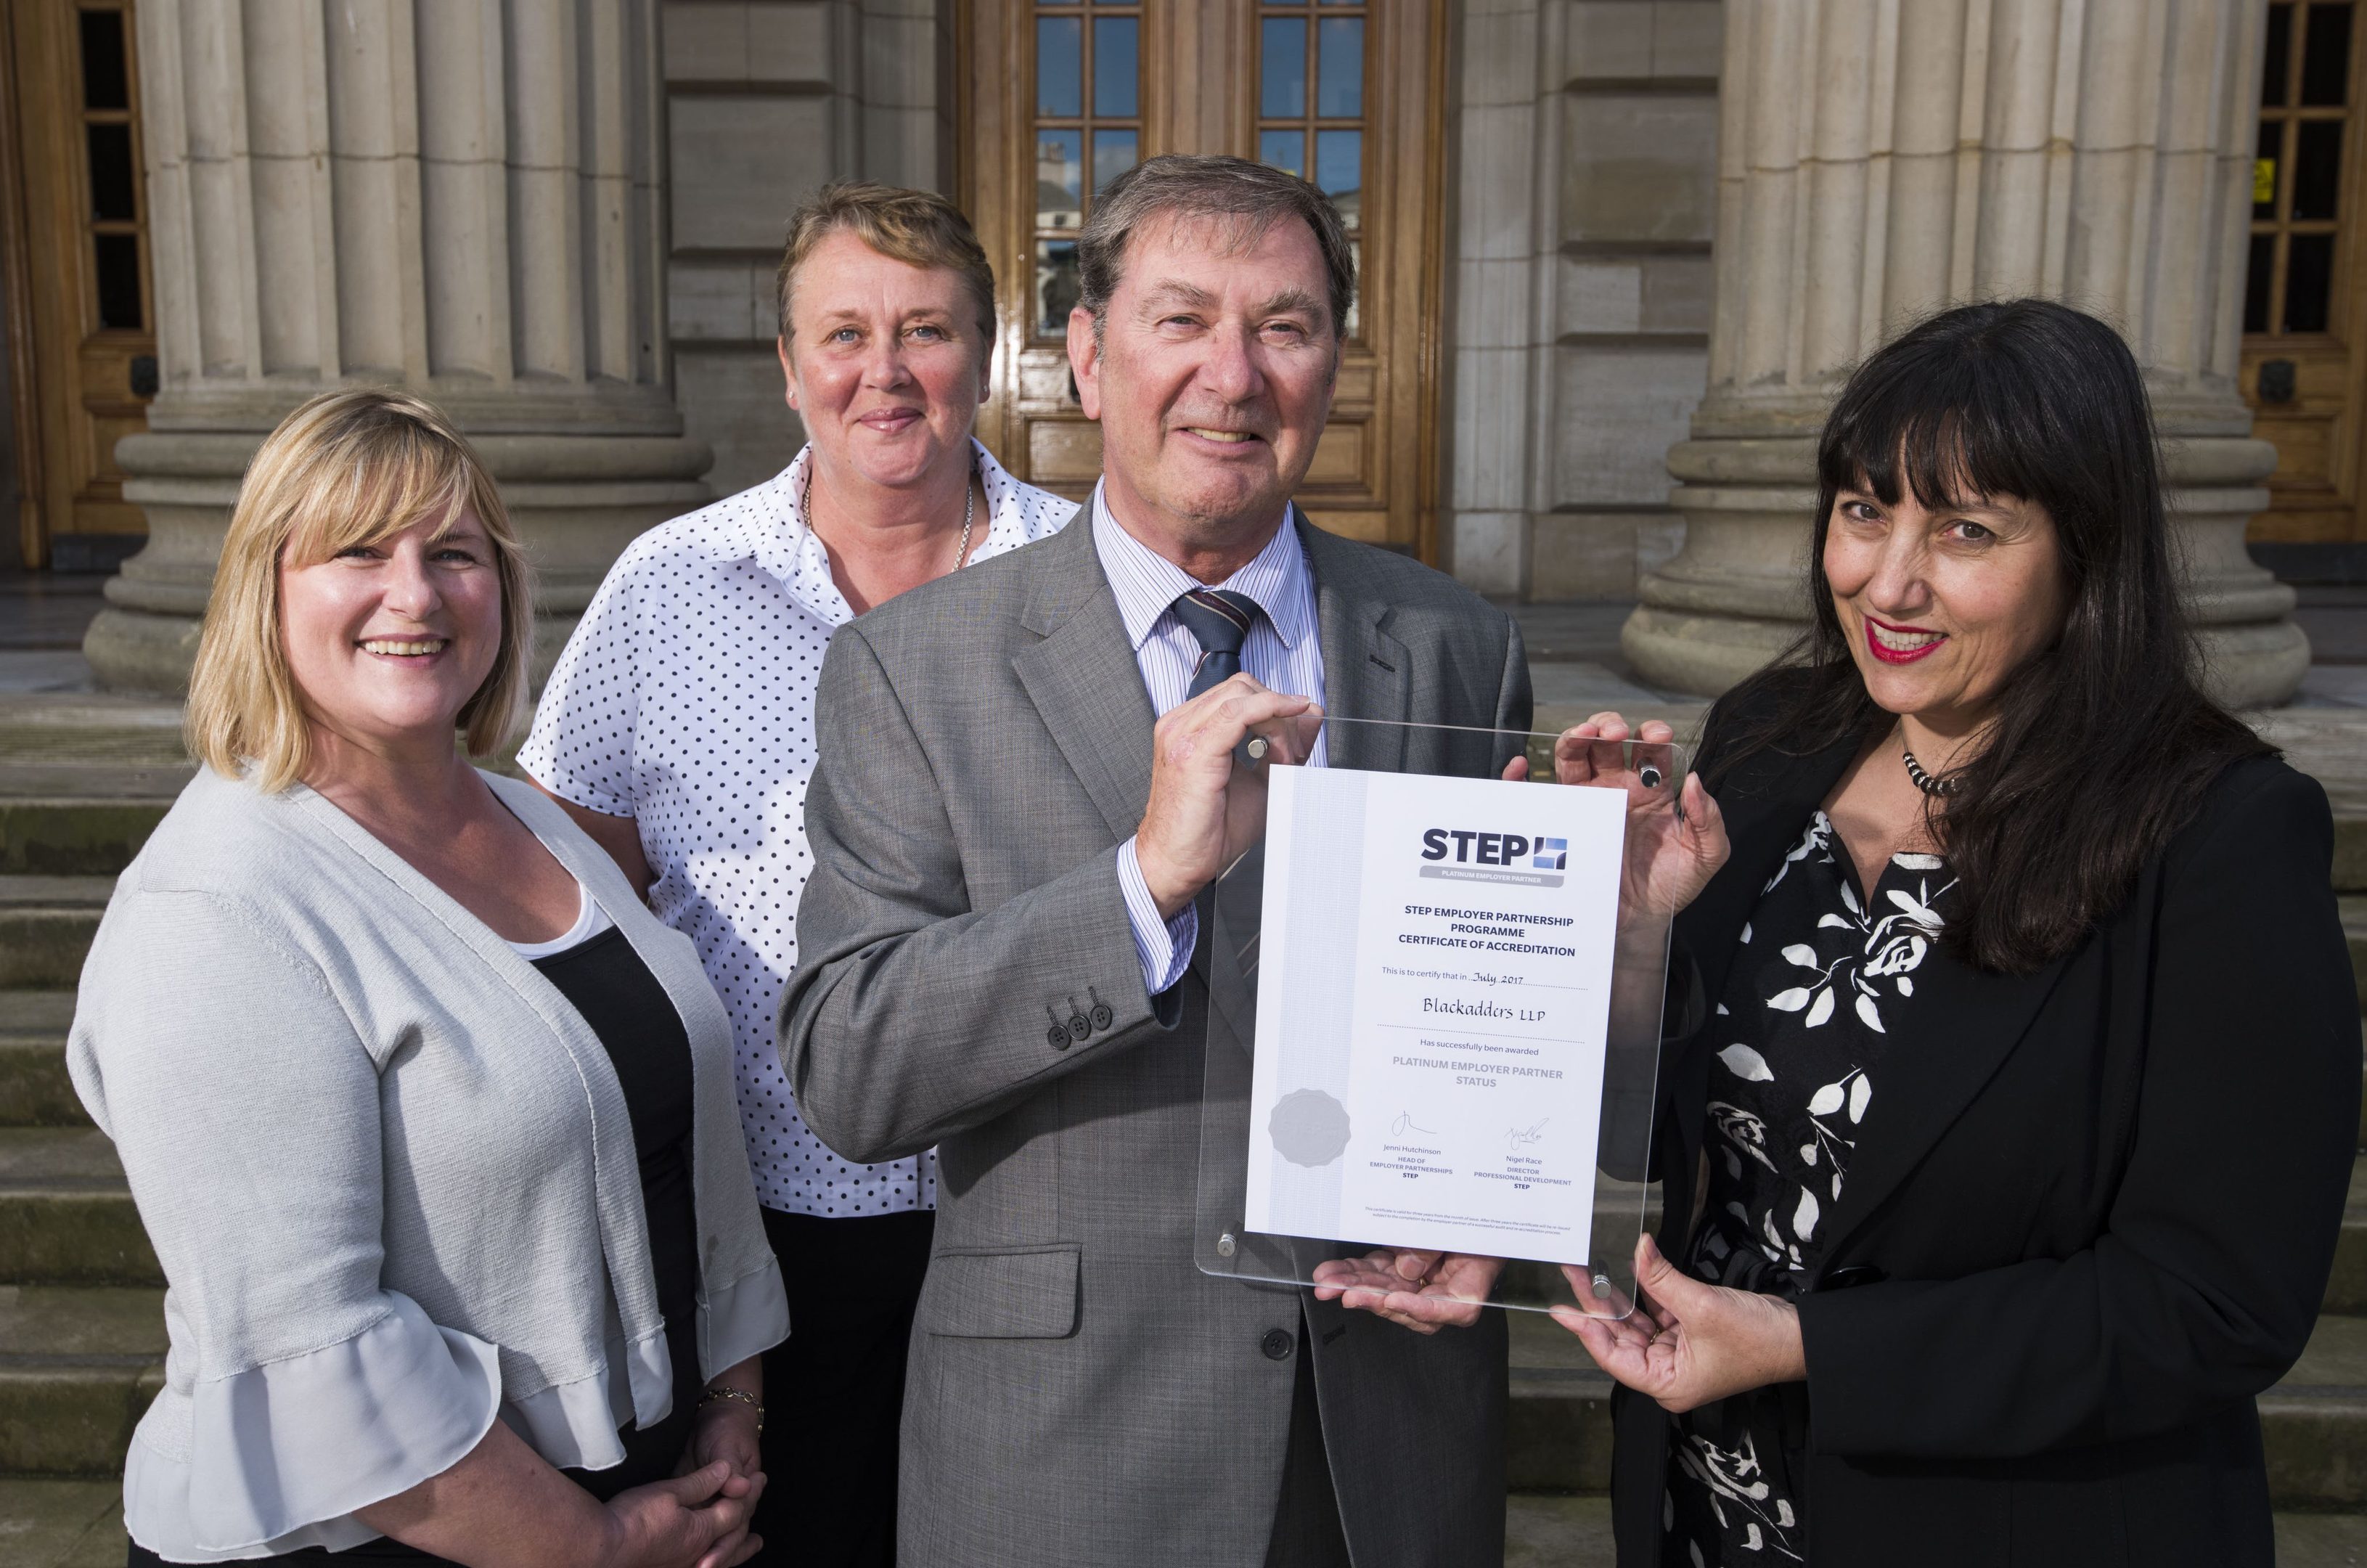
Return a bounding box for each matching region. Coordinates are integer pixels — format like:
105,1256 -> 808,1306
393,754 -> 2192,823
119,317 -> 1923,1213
1300,512 -> 1408,772
1010,510 -> 1159,843
1815,942 -> 2071,1261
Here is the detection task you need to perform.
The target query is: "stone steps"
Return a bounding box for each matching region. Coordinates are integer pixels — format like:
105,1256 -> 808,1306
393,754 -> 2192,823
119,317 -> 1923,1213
0,879 -> 111,993
1503,1310 -> 2367,1512
2345,897 -> 2367,1011
0,996 -> 83,1128
6,706 -> 2367,1549
0,799 -> 168,878
1500,1493 -> 2367,1567
0,1477 -> 126,1567
0,1127 -> 156,1288
0,1287 -> 163,1477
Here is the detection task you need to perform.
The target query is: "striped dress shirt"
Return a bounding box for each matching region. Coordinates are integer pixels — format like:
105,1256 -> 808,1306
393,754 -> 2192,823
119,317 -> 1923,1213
1097,482 -> 1329,993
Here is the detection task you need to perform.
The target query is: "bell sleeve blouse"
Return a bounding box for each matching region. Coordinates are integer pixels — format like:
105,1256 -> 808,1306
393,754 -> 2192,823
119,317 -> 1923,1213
68,768 -> 789,1564
71,887 -> 502,1559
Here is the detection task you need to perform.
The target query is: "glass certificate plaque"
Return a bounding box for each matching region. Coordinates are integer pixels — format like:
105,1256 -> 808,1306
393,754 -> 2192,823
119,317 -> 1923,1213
1195,716 -> 1685,1319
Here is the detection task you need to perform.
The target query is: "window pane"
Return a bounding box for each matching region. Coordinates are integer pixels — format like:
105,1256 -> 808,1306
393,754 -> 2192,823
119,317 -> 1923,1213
79,9 -> 128,110
1094,17 -> 1139,118
2296,118 -> 2344,218
1259,129 -> 1306,176
2247,231 -> 2276,332
1344,237 -> 1360,338
2289,231 -> 2336,329
1037,129 -> 1084,229
1092,130 -> 1138,199
2303,1 -> 2353,105
86,123 -> 135,221
1317,18 -> 1364,118
94,232 -> 140,329
1262,18 -> 1308,118
1037,240 -> 1080,336
1316,128 -> 1361,229
1037,16 -> 1082,117
2259,118 -> 2282,218
2267,4 -> 2295,106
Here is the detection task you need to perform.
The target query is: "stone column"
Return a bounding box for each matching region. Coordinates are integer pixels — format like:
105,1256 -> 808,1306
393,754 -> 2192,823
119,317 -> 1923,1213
1622,0 -> 2307,707
88,0 -> 711,695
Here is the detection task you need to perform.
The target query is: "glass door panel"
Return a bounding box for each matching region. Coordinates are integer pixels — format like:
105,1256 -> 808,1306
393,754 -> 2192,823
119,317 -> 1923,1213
967,0 -> 1445,558
2243,0 -> 2367,544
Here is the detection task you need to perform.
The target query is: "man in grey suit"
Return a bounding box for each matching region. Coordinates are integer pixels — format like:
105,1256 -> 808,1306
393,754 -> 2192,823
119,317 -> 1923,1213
782,155 -> 1531,1567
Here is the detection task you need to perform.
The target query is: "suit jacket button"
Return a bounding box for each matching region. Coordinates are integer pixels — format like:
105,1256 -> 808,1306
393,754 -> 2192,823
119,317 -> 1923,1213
1047,1025 -> 1071,1050
1068,1011 -> 1092,1040
1090,1002 -> 1114,1031
1261,1328 -> 1293,1360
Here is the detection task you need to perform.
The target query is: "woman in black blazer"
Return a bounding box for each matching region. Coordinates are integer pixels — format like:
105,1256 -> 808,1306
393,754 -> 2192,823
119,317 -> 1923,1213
1554,301 -> 2360,1567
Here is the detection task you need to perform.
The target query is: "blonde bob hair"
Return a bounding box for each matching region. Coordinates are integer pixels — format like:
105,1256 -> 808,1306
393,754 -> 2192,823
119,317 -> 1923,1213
185,388 -> 531,792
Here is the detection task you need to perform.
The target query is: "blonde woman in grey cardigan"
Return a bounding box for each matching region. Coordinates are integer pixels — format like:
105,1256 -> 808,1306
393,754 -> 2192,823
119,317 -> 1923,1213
68,390 -> 788,1567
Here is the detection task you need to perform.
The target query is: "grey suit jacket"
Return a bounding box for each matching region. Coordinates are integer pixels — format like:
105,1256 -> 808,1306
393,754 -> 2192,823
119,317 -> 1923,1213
782,508 -> 1533,1567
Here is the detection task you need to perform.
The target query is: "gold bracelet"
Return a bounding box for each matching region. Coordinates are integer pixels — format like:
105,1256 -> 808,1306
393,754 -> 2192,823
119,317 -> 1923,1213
698,1386 -> 764,1433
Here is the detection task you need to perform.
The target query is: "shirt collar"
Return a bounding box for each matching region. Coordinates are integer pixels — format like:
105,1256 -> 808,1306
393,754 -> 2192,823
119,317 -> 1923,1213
1090,481 -> 1315,653
752,439 -> 1039,626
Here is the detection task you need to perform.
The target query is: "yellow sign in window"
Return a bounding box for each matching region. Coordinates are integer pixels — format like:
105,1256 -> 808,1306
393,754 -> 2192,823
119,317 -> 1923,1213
2257,158 -> 2278,206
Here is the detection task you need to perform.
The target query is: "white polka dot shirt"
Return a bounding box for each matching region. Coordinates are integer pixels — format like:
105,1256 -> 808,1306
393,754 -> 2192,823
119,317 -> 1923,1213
518,441 -> 1076,1217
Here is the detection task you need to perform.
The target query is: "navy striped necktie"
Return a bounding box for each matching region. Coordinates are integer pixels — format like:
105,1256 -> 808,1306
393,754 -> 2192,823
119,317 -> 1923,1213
1169,588 -> 1263,701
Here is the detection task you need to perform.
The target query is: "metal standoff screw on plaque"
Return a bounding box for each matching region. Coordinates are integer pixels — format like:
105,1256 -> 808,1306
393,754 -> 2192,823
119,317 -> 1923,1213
1639,764 -> 1663,791
1217,1233 -> 1238,1258
1245,737 -> 1270,761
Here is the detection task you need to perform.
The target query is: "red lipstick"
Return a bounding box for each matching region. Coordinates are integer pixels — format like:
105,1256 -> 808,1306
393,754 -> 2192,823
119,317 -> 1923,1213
1864,615 -> 1946,665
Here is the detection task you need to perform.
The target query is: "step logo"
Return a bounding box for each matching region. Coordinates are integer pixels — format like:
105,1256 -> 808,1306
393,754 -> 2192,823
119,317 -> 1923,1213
1418,828 -> 1563,870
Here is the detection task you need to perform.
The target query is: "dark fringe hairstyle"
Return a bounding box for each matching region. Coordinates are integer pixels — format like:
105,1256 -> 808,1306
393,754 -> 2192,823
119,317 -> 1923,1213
1702,299 -> 2270,974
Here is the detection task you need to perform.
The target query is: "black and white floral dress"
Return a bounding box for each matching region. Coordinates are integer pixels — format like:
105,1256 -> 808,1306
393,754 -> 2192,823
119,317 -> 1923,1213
1664,811 -> 1957,1567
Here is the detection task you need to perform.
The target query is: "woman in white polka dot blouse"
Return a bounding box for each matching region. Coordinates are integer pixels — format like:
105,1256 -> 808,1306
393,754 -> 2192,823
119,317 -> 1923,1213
520,182 -> 1073,1568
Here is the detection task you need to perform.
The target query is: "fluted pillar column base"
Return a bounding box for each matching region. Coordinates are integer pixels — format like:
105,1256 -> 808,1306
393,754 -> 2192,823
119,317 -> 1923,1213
87,406 -> 712,697
1619,423 -> 2312,709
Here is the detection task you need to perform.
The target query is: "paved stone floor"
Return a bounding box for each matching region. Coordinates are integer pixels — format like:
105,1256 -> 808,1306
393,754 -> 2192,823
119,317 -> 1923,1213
0,573 -> 107,697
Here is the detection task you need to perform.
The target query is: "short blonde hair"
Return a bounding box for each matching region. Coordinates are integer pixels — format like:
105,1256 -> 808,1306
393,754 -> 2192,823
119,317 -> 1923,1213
185,388 -> 531,792
776,181 -> 997,347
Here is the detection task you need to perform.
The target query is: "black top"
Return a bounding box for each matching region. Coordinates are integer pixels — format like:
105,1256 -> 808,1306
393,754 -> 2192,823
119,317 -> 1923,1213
1664,811 -> 1956,1565
531,925 -> 703,1500
1608,681 -> 2358,1568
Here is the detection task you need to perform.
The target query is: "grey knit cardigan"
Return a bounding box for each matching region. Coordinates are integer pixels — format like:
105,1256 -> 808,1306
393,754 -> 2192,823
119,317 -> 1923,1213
67,767 -> 789,1561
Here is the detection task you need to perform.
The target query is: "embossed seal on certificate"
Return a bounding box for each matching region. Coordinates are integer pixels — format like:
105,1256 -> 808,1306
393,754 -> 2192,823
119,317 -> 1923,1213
1268,1088 -> 1352,1167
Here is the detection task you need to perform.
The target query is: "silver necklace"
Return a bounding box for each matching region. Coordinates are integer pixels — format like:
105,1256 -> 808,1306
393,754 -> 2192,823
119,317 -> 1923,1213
803,454 -> 977,572
1901,747 -> 1961,797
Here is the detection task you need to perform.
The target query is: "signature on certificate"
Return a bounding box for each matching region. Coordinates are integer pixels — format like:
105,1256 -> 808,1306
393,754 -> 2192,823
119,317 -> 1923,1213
1390,1111 -> 1436,1136
1508,1118 -> 1550,1150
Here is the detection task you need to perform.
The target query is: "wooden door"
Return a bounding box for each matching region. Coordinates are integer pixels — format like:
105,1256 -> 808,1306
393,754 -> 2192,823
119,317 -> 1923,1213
0,0 -> 155,568
2244,0 -> 2367,545
960,0 -> 1448,560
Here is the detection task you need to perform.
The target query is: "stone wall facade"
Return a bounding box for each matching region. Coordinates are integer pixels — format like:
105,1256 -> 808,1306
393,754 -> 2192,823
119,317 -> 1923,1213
90,0 -> 711,694
100,1 -> 2304,699
660,0 -> 952,500
1444,0 -> 1722,600
651,0 -> 1732,594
